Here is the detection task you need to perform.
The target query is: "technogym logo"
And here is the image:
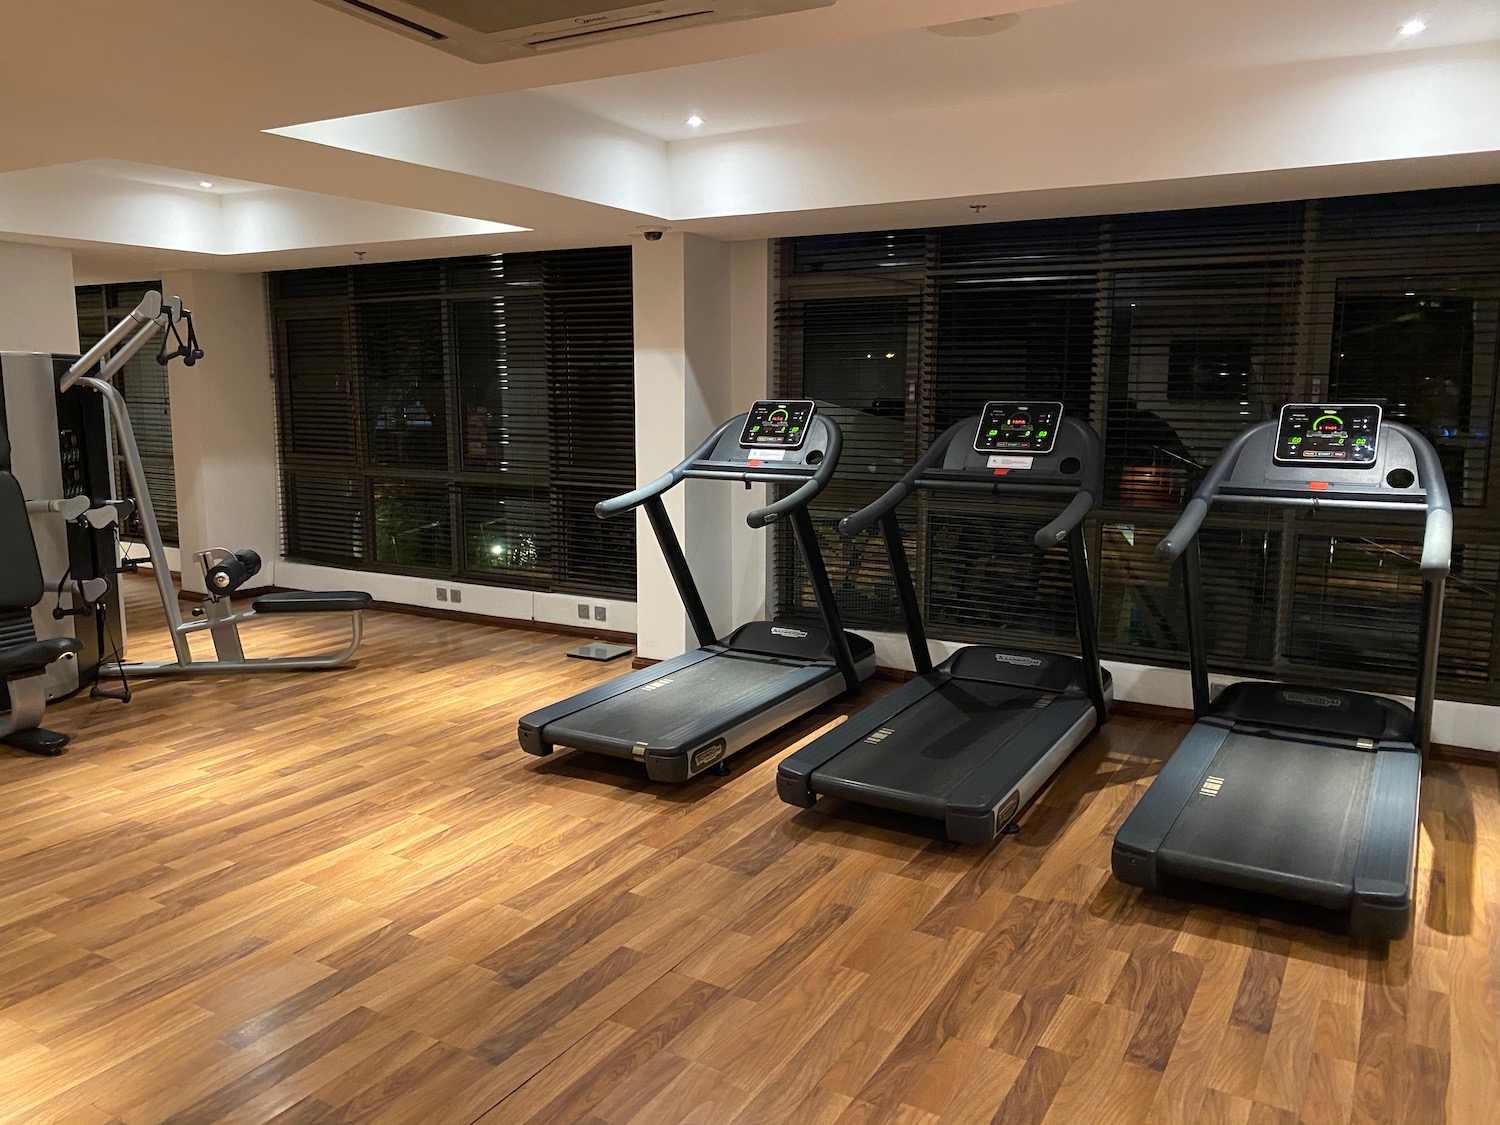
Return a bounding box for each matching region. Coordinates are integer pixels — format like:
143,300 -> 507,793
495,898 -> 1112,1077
996,654 -> 1044,668
771,627 -> 810,639
1282,690 -> 1345,709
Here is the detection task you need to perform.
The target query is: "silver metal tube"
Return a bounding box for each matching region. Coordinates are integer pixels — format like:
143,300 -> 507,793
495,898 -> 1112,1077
79,375 -> 193,665
58,292 -> 163,392
95,317 -> 167,384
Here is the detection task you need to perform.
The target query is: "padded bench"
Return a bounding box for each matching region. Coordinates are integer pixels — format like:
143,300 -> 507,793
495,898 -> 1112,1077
253,590 -> 374,615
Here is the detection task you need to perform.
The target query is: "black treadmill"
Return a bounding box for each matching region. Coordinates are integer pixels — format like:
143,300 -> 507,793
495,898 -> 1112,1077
777,402 -> 1111,844
519,401 -> 875,782
1112,404 -> 1451,940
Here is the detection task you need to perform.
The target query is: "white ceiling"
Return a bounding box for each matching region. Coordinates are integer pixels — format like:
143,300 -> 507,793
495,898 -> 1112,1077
1,0 -> 1497,280
539,0 -> 1500,140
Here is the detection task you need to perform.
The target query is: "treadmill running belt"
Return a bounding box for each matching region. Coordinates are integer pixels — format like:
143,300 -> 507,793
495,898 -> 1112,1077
1157,734 -> 1376,909
811,680 -> 1084,819
545,653 -> 831,754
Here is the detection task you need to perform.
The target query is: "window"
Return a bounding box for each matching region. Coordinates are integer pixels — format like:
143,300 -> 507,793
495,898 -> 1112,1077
269,247 -> 636,600
75,281 -> 178,547
774,186 -> 1500,704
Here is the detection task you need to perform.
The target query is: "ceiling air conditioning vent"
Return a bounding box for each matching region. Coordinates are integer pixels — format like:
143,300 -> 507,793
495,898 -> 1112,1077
314,0 -> 838,63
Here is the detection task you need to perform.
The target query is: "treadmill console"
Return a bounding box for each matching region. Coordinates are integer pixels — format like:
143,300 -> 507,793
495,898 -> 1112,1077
1274,404 -> 1381,468
974,401 -> 1063,454
740,400 -> 815,449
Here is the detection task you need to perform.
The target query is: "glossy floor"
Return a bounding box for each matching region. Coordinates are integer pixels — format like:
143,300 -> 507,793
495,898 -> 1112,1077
0,579 -> 1495,1124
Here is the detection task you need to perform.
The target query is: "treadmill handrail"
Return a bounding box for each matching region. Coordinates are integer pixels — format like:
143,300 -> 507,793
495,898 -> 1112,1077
748,418 -> 843,528
594,420 -> 732,519
839,415 -> 1102,544
840,420 -> 969,537
595,413 -> 844,529
1155,419 -> 1453,579
1034,491 -> 1097,549
1391,421 -> 1452,579
1156,421 -> 1271,563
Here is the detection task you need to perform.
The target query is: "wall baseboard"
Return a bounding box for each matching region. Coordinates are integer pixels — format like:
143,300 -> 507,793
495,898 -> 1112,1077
375,599 -> 635,644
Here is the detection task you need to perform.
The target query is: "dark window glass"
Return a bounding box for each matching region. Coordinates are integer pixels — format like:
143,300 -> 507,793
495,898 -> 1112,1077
271,247 -> 635,599
774,185 -> 1500,703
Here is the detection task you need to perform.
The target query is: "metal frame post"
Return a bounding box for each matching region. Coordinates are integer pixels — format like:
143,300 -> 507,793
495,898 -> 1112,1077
880,509 -> 933,675
1067,524 -> 1109,725
790,506 -> 861,694
643,495 -> 718,649
1182,538 -> 1211,717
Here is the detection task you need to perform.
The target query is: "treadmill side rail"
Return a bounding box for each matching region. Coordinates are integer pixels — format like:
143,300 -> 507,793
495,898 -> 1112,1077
1350,750 -> 1422,941
777,673 -> 945,807
517,647 -> 719,756
1112,722 -> 1232,891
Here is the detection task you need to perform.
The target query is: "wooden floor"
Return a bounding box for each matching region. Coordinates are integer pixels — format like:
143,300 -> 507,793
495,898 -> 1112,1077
0,578 -> 1496,1125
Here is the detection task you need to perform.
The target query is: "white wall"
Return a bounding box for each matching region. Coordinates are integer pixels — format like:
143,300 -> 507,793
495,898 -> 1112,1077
631,232 -> 737,658
728,240 -> 773,625
158,270 -> 280,594
0,242 -> 78,353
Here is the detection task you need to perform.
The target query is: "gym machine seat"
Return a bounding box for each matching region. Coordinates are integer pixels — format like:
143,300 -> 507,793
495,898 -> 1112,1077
253,591 -> 375,615
0,440 -> 81,755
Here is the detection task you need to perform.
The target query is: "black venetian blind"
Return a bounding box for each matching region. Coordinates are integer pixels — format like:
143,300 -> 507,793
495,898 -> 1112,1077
75,280 -> 178,547
269,247 -> 636,600
774,186 -> 1500,705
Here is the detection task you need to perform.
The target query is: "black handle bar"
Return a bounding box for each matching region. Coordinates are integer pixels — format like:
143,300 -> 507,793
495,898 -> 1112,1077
594,413 -> 844,529
1156,419 -> 1452,579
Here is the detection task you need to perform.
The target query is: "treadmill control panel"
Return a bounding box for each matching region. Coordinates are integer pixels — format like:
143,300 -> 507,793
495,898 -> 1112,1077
1274,404 -> 1381,467
974,401 -> 1064,454
740,400 -> 815,449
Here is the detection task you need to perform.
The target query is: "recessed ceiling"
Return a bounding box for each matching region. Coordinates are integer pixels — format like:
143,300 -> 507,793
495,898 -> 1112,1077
2,0 -> 1498,279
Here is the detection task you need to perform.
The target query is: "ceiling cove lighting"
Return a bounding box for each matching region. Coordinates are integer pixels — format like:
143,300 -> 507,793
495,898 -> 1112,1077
686,114 -> 705,128
1399,18 -> 1427,36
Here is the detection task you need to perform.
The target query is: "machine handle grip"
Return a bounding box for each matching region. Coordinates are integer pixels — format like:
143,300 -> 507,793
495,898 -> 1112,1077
748,479 -> 820,528
839,418 -> 972,537
593,420 -> 735,519
1421,508 -> 1452,579
595,469 -> 679,519
1158,498 -> 1210,562
1034,491 -> 1095,549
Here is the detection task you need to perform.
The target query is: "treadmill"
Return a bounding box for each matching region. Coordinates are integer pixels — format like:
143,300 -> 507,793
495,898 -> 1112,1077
519,401 -> 876,782
777,402 -> 1111,845
1112,404 -> 1451,940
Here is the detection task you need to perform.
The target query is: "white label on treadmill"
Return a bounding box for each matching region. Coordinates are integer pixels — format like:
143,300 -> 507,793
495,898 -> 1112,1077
771,627 -> 809,639
750,449 -> 787,461
996,654 -> 1044,667
987,455 -> 1033,469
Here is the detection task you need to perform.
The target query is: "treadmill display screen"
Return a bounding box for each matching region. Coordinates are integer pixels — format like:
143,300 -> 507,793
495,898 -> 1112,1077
1274,404 -> 1381,467
740,400 -> 815,449
974,401 -> 1064,454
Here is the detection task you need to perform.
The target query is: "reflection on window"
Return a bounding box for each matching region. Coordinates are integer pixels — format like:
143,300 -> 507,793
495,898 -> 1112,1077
1329,278 -> 1500,507
373,482 -> 450,570
461,488 -> 548,579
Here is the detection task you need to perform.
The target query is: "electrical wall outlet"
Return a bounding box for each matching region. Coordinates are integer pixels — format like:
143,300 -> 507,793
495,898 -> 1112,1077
450,588 -> 463,604
594,606 -> 607,621
436,588 -> 448,603
577,603 -> 589,619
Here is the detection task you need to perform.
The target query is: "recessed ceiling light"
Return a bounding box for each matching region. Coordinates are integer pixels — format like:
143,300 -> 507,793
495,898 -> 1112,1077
686,114 -> 704,128
1399,18 -> 1427,36
198,180 -> 214,189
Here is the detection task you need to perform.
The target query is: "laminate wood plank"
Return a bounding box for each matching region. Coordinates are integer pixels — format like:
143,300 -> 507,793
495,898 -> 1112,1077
0,576 -> 1493,1125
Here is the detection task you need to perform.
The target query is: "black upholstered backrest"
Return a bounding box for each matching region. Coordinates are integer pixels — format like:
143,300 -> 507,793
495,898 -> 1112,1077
0,470 -> 44,611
